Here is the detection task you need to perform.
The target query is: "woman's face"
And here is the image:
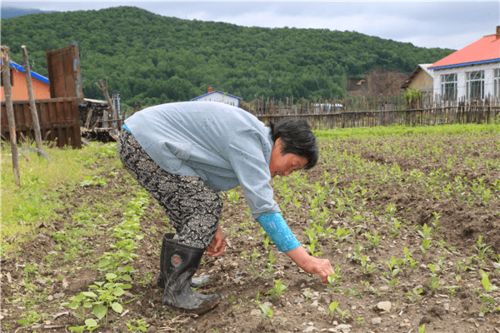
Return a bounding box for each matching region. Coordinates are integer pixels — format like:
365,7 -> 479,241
269,138 -> 308,177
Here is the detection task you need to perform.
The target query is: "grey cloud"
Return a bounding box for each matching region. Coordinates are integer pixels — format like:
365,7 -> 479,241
3,1 -> 498,48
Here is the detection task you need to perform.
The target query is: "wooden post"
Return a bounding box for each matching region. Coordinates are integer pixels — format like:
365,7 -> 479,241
1,46 -> 21,186
21,45 -> 47,158
96,79 -> 117,129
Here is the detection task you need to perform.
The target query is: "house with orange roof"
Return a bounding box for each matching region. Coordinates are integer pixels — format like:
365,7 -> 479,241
1,60 -> 50,102
429,26 -> 500,102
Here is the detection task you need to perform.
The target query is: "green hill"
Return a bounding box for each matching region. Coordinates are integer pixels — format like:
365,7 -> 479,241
2,6 -> 452,108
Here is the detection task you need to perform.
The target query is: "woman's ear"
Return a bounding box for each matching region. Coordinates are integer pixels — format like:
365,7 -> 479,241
272,138 -> 283,156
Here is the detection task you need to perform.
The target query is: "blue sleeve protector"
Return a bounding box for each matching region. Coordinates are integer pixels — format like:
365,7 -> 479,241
256,212 -> 301,252
122,123 -> 131,133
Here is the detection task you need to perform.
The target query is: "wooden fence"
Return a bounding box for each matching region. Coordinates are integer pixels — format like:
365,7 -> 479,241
256,104 -> 500,129
1,97 -> 82,148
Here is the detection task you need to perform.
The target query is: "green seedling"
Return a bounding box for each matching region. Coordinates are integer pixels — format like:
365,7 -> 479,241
262,232 -> 271,251
23,263 -> 38,281
386,256 -> 402,278
360,255 -> 376,275
17,310 -> 42,327
474,236 -> 493,263
405,286 -> 424,302
418,224 -> 432,253
65,190 -> 148,330
127,318 -> 149,332
470,178 -> 492,203
267,279 -> 287,299
478,271 -> 499,316
69,318 -> 99,333
402,247 -> 417,269
257,301 -> 274,319
67,273 -> 129,321
390,217 -> 401,236
364,231 -> 381,249
480,270 -> 497,293
352,243 -> 363,262
385,202 -> 397,216
327,265 -> 342,286
427,263 -> 441,293
226,189 -> 240,204
333,227 -> 351,242
328,301 -> 351,321
305,228 -> 322,256
266,250 -> 277,273
80,175 -> 107,187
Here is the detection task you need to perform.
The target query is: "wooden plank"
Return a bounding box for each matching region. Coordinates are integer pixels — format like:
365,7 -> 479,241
46,44 -> 82,98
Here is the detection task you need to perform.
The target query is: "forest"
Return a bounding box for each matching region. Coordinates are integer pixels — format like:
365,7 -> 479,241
3,6 -> 453,108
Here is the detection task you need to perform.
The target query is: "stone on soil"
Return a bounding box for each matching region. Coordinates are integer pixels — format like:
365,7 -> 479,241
376,301 -> 392,312
334,324 -> 351,333
303,326 -> 318,332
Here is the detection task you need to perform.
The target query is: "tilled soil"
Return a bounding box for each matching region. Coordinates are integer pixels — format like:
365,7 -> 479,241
1,130 -> 499,333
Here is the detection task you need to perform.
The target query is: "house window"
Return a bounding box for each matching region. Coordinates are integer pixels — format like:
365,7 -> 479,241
466,70 -> 484,100
440,73 -> 457,101
494,68 -> 500,98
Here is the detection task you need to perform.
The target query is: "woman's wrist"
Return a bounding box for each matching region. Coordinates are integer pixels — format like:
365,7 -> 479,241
285,246 -> 312,270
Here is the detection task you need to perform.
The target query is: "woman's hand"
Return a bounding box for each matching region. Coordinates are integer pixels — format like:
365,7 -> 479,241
286,246 -> 333,283
300,256 -> 333,283
206,225 -> 226,257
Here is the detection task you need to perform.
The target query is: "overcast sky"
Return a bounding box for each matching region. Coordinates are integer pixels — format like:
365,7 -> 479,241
3,1 -> 499,49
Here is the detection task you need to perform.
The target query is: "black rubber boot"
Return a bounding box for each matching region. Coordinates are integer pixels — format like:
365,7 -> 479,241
157,233 -> 212,288
161,238 -> 220,314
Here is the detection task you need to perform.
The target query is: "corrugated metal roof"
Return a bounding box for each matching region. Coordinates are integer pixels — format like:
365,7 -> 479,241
429,34 -> 500,70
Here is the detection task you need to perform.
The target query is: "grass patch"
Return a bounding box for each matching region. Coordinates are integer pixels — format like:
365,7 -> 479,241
315,123 -> 500,138
1,142 -> 119,255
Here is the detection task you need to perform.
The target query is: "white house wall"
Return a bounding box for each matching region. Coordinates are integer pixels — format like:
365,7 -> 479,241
432,62 -> 500,100
195,92 -> 240,107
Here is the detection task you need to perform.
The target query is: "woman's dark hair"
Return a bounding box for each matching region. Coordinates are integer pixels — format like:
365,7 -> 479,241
270,119 -> 318,169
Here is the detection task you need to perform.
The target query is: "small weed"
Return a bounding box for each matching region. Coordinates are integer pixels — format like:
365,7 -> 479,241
69,318 -> 99,333
474,236 -> 493,264
364,231 -> 381,249
333,227 -> 351,242
267,279 -> 287,300
256,301 -> 274,319
17,310 -> 42,326
327,265 -> 342,286
226,189 -> 240,204
127,318 -> 149,332
418,224 -> 432,253
328,301 -> 351,321
405,286 -> 424,302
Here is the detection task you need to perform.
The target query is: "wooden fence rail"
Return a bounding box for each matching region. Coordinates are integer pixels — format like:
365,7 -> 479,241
256,105 -> 500,129
1,97 -> 82,148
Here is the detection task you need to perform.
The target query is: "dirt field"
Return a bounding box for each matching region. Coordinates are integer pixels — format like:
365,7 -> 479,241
1,125 -> 499,333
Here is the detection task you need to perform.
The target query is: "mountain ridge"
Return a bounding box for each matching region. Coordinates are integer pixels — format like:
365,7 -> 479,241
1,6 -> 453,108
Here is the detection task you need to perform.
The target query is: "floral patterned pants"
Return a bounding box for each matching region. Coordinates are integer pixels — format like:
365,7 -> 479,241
119,131 -> 222,249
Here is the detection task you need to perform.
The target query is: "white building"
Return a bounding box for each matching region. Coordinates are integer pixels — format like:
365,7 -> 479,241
191,87 -> 242,107
429,26 -> 500,102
